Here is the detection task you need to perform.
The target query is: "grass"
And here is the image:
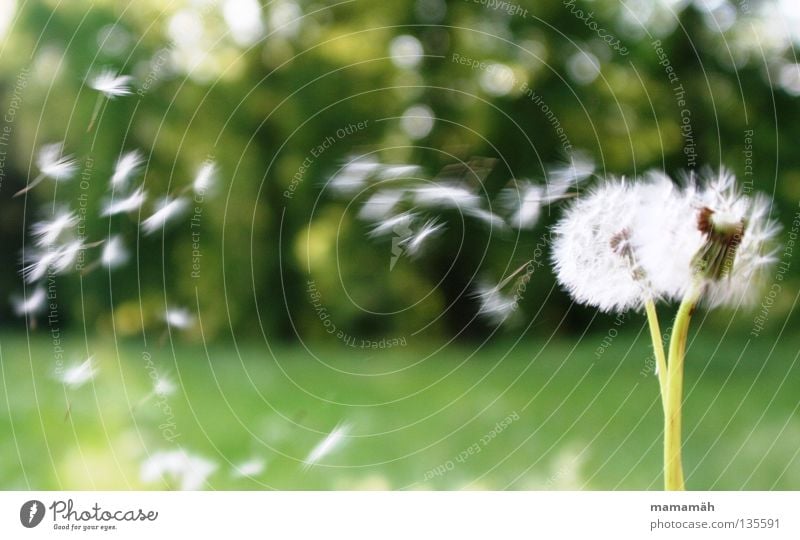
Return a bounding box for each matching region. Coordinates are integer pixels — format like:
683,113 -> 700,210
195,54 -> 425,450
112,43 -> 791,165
1,328 -> 799,490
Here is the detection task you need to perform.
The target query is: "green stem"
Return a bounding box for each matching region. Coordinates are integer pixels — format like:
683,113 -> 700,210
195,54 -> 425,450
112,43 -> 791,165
664,283 -> 702,491
644,298 -> 668,414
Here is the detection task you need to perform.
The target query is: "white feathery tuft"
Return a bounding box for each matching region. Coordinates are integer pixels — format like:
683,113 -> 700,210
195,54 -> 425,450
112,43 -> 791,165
89,69 -> 133,98
193,161 -> 217,195
36,142 -> 78,182
11,287 -> 47,316
102,187 -> 147,216
101,235 -> 129,268
142,197 -> 188,234
358,189 -> 405,221
140,450 -> 217,490
30,209 -> 78,247
500,182 -> 543,230
231,458 -> 266,478
59,356 -> 97,388
303,423 -> 351,470
412,183 -> 480,209
165,307 -> 194,329
368,211 -> 417,238
402,218 -> 444,256
111,150 -> 144,188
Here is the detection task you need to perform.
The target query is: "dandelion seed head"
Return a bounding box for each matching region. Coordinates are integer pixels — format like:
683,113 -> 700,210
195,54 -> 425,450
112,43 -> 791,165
552,180 -> 654,313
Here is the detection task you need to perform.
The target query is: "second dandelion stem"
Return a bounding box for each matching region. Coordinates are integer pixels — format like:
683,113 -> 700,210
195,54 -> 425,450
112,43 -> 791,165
644,298 -> 668,413
664,284 -> 701,491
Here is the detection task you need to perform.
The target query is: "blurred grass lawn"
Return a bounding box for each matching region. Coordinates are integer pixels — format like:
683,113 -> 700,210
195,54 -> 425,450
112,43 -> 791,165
1,330 -> 799,490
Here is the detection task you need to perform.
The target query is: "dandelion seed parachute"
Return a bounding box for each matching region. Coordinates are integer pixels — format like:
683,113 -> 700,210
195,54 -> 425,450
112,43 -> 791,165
102,187 -> 147,216
141,197 -> 188,234
11,287 -> 47,316
303,423 -> 350,469
89,69 -> 133,98
59,357 -> 97,389
193,161 -> 217,195
110,150 -> 144,188
140,450 -> 217,490
30,209 -> 78,247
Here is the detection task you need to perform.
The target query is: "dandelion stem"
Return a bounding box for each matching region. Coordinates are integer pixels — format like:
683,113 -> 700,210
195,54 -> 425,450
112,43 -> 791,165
664,283 -> 702,491
13,173 -> 45,197
644,298 -> 668,413
87,94 -> 105,132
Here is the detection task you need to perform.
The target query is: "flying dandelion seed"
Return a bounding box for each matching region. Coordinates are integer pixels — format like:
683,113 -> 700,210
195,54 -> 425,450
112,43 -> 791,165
110,150 -> 144,188
368,211 -> 418,238
11,287 -> 46,316
192,160 -> 217,195
303,423 -> 351,469
499,182 -> 543,230
87,69 -> 133,131
412,184 -> 480,209
401,218 -> 444,256
101,235 -> 129,268
142,197 -> 188,234
474,282 -> 518,324
465,207 -> 507,230
232,457 -> 266,478
328,159 -> 382,194
59,357 -> 97,389
101,187 -> 147,216
30,209 -> 78,247
358,190 -> 406,221
153,375 -> 177,397
165,307 -> 194,330
140,450 -> 217,491
89,69 -> 133,97
15,142 -> 78,197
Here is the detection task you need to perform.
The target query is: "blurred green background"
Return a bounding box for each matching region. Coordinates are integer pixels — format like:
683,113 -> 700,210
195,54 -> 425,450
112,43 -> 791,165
0,0 -> 798,490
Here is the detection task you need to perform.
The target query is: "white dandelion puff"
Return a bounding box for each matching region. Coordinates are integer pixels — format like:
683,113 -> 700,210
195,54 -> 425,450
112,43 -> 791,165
303,423 -> 351,469
101,235 -> 129,268
140,449 -> 217,491
11,287 -> 47,316
165,307 -> 194,329
552,180 -> 655,313
89,69 -> 133,98
193,160 -> 217,195
110,150 -> 144,188
142,197 -> 188,234
232,457 -> 266,478
101,187 -> 147,216
30,209 -> 78,247
59,356 -> 97,389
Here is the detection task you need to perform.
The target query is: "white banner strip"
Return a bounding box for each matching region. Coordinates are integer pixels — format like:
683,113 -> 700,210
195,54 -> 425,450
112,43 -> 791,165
2,491 -> 798,539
